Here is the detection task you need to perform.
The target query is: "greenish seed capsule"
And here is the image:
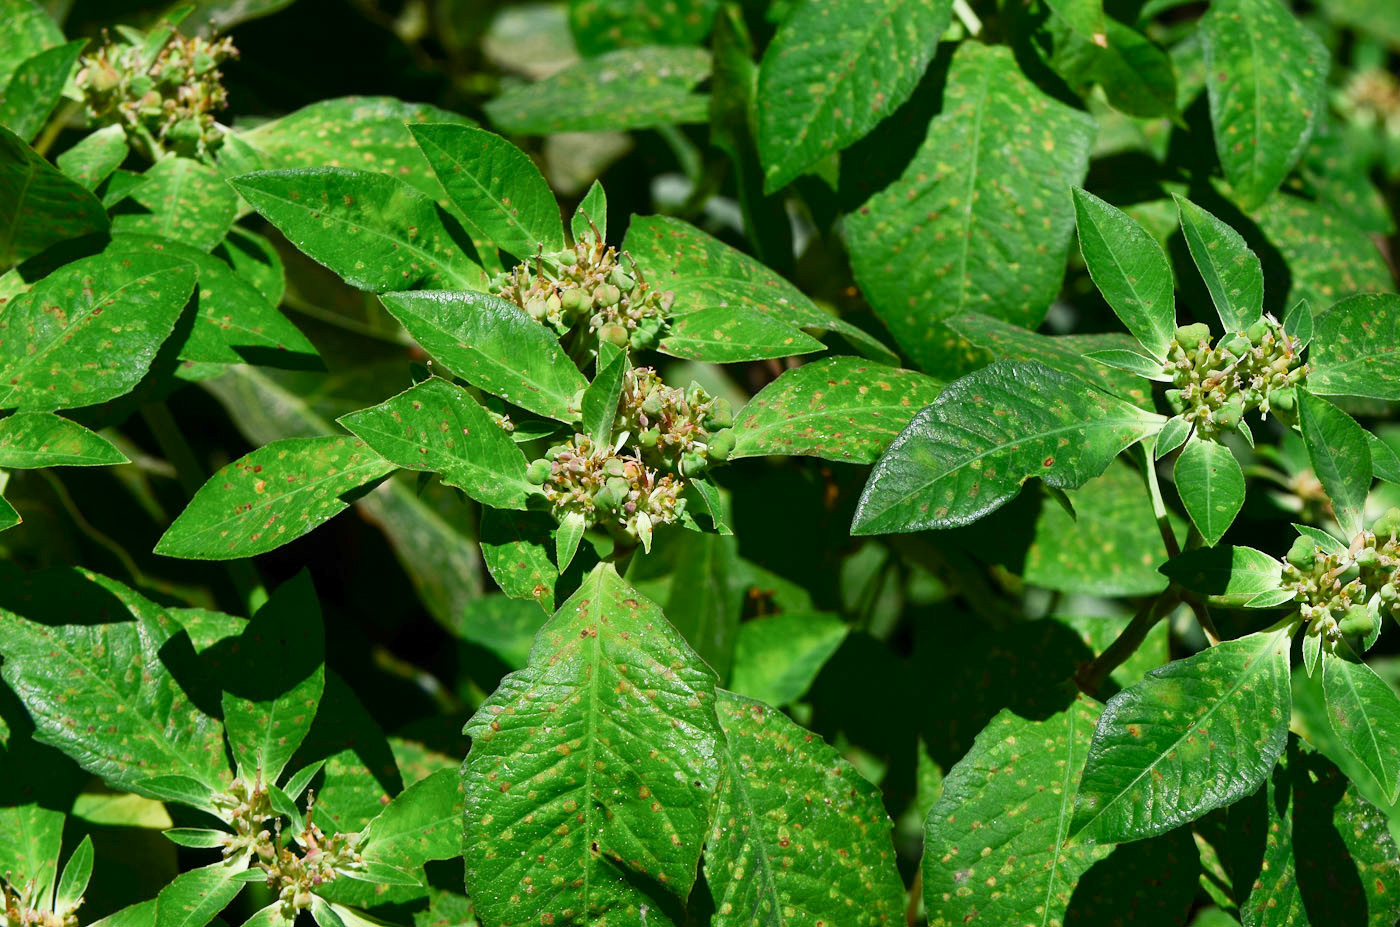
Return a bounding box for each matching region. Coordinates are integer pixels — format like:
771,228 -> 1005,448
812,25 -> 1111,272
1165,389 -> 1185,413
1247,319 -> 1270,346
526,298 -> 549,321
560,289 -> 584,311
1175,322 -> 1211,348
641,393 -> 665,417
639,428 -> 660,448
599,324 -> 629,347
1339,605 -> 1376,637
1356,547 -> 1380,568
606,477 -> 631,497
526,460 -> 552,485
545,444 -> 567,461
609,269 -> 636,292
594,284 -> 621,308
1287,536 -> 1316,570
1374,507 -> 1400,538
1381,583 -> 1399,604
706,429 -> 735,461
1271,389 -> 1296,412
1214,396 -> 1245,429
593,485 -> 620,511
704,398 -> 733,430
630,328 -> 657,351
1339,560 -> 1362,584
603,458 -> 626,478
1223,333 -> 1251,357
557,251 -> 578,267
680,451 -> 708,476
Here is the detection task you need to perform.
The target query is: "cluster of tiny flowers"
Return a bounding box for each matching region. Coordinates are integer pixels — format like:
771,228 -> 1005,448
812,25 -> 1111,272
212,775 -> 273,855
0,881 -> 76,927
1282,508 -> 1400,650
526,434 -> 685,545
256,813 -> 363,920
489,232 -> 673,350
76,25 -> 237,158
1163,318 -> 1306,438
614,367 -> 735,475
1340,68 -> 1400,136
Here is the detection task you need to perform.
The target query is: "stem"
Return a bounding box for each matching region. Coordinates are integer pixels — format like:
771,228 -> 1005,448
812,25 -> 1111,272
656,124 -> 703,185
31,101 -> 81,158
1077,588 -> 1182,695
952,0 -> 982,35
1139,441 -> 1180,559
38,470 -> 146,588
280,290 -> 404,344
905,868 -> 923,927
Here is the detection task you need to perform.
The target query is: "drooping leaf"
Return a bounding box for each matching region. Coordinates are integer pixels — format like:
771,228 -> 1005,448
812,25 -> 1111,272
1072,187 -> 1176,359
732,357 -> 942,464
1200,0 -> 1329,209
1307,294 -> 1400,401
844,42 -> 1095,376
727,612 -> 848,707
1253,194 -> 1391,314
658,305 -> 825,363
111,158 -> 239,252
0,125 -> 109,267
1173,194 -> 1264,332
706,689 -> 905,925
1071,628 -> 1292,844
484,46 -> 712,135
569,0 -> 719,55
852,360 -> 1164,535
356,767 -> 463,872
0,250 -> 197,410
924,695 -> 1113,927
0,412 -> 128,467
1297,388 -> 1371,539
155,436 -> 395,560
1159,546 -> 1285,607
461,564 -> 722,925
221,572 -> 325,784
754,0 -> 953,192
229,169 -> 485,292
378,290 -> 588,422
1173,438 -> 1246,546
0,41 -> 84,142
480,508 -> 558,611
1321,643 -> 1400,804
410,123 -> 564,260
338,378 -> 538,510
55,124 -> 128,191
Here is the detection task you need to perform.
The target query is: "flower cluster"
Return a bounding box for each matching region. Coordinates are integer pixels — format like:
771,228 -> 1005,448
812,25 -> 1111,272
526,434 -> 686,546
489,232 -> 673,350
614,367 -> 734,475
1282,509 -> 1400,650
76,23 -> 237,158
255,812 -> 363,919
1163,318 -> 1306,438
1340,68 -> 1400,136
1,881 -> 76,927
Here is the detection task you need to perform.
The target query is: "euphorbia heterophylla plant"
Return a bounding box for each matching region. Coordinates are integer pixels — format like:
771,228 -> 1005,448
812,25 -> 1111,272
1,0 -> 1400,925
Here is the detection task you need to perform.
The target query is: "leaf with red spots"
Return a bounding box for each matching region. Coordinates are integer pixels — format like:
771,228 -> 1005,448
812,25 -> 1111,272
1071,628 -> 1293,844
1307,294 -> 1400,401
852,360 -> 1165,535
461,563 -> 721,926
154,436 -> 395,560
480,508 -> 559,612
1320,641 -> 1400,805
0,41 -> 84,143
705,689 -> 905,926
0,249 -> 196,410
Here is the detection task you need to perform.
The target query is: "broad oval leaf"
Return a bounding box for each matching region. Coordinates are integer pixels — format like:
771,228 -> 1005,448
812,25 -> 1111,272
1321,643 -> 1400,804
844,42 -> 1095,376
56,124 -> 129,191
1201,0 -> 1329,209
0,125 -> 108,267
732,357 -> 943,464
1072,187 -> 1176,360
657,305 -> 824,363
1173,194 -> 1264,332
1173,438 -> 1246,546
706,689 -> 905,925
338,378 -> 538,510
727,612 -> 848,707
1071,628 -> 1292,844
755,0 -> 953,192
111,158 -> 238,252
0,412 -> 127,467
461,564 -> 722,925
155,436 -> 395,560
1253,194 -> 1391,314
852,360 -> 1164,535
378,290 -> 587,422
1308,294 -> 1400,400
1297,388 -> 1371,539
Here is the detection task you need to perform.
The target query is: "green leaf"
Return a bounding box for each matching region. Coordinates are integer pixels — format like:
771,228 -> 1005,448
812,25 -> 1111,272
555,509 -> 586,573
1154,416 -> 1191,459
707,689 -> 905,925
461,564 -> 721,925
1092,20 -> 1178,119
1173,438 -> 1246,546
480,508 -> 557,611
0,570 -> 229,795
214,226 -> 285,307
0,493 -> 17,531
378,290 -> 587,422
1282,297 -> 1312,348
484,46 -> 711,135
581,346 -> 626,449
0,412 -> 127,467
568,0 -> 718,54
1072,187 -> 1176,359
728,612 -> 847,707
229,169 -> 484,292
338,378 -> 538,510
1321,643 -> 1400,803
1046,0 -> 1106,45
852,360 -> 1164,535
1173,195 -> 1264,332
56,125 -> 129,191
1085,349 -> 1170,380
241,905 -> 293,927
622,215 -> 891,361
924,695 -> 1113,927
844,42 -> 1095,376
731,357 -> 942,464
755,0 -> 953,192
1071,628 -> 1292,844
359,767 -> 463,869
54,834 -> 94,915
1158,546 -> 1284,607
410,123 -> 564,260
1253,194 -> 1392,315
1369,433 -> 1400,485
0,41 -> 83,142
136,774 -> 220,812
1307,294 -> 1400,400
0,125 -> 109,267
664,531 -> 742,682
1297,388 -> 1371,538
111,158 -> 239,252
659,305 -> 824,363
0,250 -> 197,410
0,0 -> 62,89
221,573 -> 325,784
153,857 -> 249,927
162,828 -> 230,849
0,785 -> 63,905
1200,0 -> 1329,209
155,436 -> 395,560
571,179 -> 606,243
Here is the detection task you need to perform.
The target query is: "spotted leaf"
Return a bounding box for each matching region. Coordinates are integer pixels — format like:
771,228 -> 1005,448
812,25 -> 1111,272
0,411 -> 127,468
111,158 -> 238,252
657,305 -> 824,364
0,125 -> 109,268
1307,293 -> 1400,401
1320,642 -> 1400,804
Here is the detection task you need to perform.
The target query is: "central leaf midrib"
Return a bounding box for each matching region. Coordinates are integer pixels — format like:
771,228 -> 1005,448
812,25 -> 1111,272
420,134 -> 540,254
719,737 -> 785,923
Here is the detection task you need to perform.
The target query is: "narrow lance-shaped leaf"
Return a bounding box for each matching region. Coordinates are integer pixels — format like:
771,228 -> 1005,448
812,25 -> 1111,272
1297,388 -> 1371,539
0,412 -> 128,467
731,357 -> 943,464
1307,294 -> 1400,401
572,179 -> 606,243
706,690 -> 906,926
0,41 -> 84,143
357,767 -> 463,870
1071,628 -> 1292,844
581,345 -> 626,450
1072,187 -> 1176,360
1321,642 -> 1400,804
153,856 -> 250,927
155,436 -> 396,560
53,835 -> 94,915
1173,194 -> 1264,332
0,124 -> 108,267
1173,438 -> 1246,546
379,290 -> 588,423
658,305 -> 825,364
461,564 -> 722,925
1158,546 -> 1285,607
338,378 -> 539,511
755,0 -> 954,192
852,360 -> 1165,535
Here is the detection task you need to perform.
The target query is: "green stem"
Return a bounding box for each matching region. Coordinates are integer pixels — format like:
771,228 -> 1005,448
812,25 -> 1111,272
952,0 -> 982,35
31,101 -> 81,158
1139,440 -> 1180,559
1077,588 -> 1182,695
656,124 -> 703,185
280,291 -> 405,344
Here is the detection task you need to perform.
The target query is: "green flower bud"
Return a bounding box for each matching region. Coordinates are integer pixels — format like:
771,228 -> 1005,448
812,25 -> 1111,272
1356,547 -> 1380,569
641,392 -> 665,417
593,284 -> 621,308
1214,396 -> 1246,429
603,458 -> 627,478
1287,536 -> 1316,570
1223,333 -> 1251,357
639,428 -> 660,448
706,429 -> 735,461
1339,560 -> 1363,584
680,451 -> 708,476
704,398 -> 733,430
526,459 -> 552,485
599,324 -> 629,347
609,268 -> 636,292
1175,323 -> 1211,348
1382,583 -> 1399,605
557,251 -> 578,267
1339,605 -> 1376,637
526,298 -> 549,321
560,288 -> 584,311
1247,319 -> 1270,346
